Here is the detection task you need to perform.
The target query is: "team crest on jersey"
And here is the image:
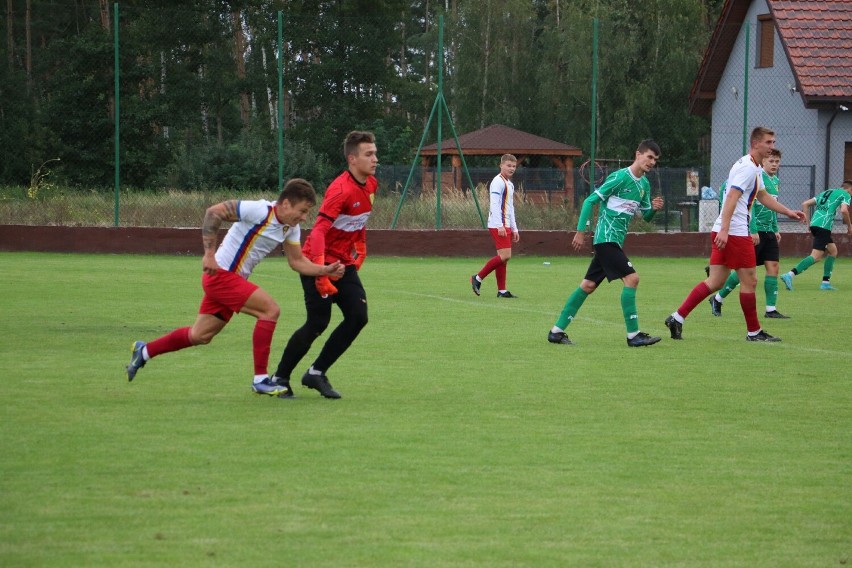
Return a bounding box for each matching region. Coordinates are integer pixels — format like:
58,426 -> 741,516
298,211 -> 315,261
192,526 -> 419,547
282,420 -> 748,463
353,201 -> 360,208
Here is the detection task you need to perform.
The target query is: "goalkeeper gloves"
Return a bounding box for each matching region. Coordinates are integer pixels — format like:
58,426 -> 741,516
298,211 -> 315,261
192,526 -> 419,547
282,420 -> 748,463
315,276 -> 338,298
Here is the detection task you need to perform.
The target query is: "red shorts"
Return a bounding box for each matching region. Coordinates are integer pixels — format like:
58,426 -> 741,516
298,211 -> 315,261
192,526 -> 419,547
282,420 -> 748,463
198,269 -> 258,322
489,227 -> 514,250
709,232 -> 756,269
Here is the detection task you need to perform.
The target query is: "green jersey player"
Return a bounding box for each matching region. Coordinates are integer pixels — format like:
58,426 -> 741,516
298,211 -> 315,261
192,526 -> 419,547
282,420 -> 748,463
780,180 -> 852,291
710,149 -> 788,318
548,139 -> 665,348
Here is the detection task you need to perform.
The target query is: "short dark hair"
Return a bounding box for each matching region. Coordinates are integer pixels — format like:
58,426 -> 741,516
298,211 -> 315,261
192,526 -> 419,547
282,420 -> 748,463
343,131 -> 376,160
750,126 -> 775,146
636,139 -> 661,157
278,178 -> 316,206
842,180 -> 852,188
768,148 -> 782,158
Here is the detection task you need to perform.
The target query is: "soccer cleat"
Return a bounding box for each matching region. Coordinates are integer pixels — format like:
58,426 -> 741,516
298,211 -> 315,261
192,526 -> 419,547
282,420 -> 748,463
626,332 -> 661,347
497,291 -> 518,298
764,310 -> 790,319
709,296 -> 723,317
272,376 -> 294,399
746,330 -> 781,342
547,331 -> 573,345
252,377 -> 290,397
301,371 -> 341,399
470,275 -> 481,296
126,340 -> 147,382
780,273 -> 794,291
820,282 -> 837,291
664,315 -> 683,340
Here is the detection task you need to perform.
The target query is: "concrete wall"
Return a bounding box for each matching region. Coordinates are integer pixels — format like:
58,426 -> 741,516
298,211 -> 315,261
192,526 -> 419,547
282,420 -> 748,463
1,225 -> 848,258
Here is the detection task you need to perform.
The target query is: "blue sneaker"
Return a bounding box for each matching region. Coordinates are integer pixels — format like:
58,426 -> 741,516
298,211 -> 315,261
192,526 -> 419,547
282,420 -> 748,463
126,341 -> 147,382
252,377 -> 290,397
780,273 -> 794,291
820,282 -> 837,291
272,376 -> 294,399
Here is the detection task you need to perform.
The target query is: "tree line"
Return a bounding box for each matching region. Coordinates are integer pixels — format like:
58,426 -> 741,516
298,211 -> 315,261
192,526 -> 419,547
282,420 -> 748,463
0,0 -> 723,191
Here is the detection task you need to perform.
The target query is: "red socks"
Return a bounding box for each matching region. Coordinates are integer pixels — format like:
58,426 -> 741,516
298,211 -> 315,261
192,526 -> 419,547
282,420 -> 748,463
479,256 -> 508,289
146,327 -> 193,358
252,319 -> 277,376
145,320 -> 278,376
495,262 -> 507,290
677,282 -> 712,318
739,292 -> 760,332
478,256 -> 504,279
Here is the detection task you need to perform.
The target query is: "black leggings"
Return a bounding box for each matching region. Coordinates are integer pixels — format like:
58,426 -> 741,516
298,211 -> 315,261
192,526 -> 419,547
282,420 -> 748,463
274,265 -> 368,379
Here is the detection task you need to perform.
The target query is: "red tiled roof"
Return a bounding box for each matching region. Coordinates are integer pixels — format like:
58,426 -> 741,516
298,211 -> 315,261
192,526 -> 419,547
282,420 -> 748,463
771,0 -> 852,100
690,0 -> 852,115
421,124 -> 582,156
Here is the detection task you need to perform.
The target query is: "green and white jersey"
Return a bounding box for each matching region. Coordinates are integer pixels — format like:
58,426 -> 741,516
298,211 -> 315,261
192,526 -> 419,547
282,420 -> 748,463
591,168 -> 652,246
810,188 -> 851,230
750,172 -> 779,233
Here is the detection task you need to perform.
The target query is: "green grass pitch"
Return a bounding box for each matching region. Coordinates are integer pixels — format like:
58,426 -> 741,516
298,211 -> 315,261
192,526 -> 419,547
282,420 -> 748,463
0,251 -> 849,567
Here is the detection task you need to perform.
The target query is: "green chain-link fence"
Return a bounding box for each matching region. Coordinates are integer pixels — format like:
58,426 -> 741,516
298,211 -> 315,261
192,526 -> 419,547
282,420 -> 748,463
2,6 -> 845,232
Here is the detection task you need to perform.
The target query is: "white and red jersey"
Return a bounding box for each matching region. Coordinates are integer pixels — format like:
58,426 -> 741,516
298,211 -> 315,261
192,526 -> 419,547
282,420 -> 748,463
487,174 -> 517,231
215,199 -> 301,279
304,170 -> 377,264
712,154 -> 765,237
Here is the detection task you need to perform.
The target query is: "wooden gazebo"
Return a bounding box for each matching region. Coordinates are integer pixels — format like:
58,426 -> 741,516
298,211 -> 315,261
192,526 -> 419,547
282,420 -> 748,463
420,124 -> 583,203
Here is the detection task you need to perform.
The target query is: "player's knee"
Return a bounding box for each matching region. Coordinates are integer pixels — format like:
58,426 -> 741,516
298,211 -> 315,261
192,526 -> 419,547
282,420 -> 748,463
580,280 -> 597,293
257,302 -> 280,322
624,273 -> 640,287
191,331 -> 215,345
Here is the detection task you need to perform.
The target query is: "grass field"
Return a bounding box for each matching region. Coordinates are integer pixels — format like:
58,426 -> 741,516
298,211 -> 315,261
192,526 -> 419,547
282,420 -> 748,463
1,252 -> 850,567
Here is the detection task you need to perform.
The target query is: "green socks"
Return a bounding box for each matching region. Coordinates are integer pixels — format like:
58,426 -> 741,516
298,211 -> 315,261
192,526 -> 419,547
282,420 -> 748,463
823,256 -> 835,280
718,272 -> 740,299
555,287 -> 589,330
764,276 -> 778,309
793,255 -> 816,275
621,286 -> 639,334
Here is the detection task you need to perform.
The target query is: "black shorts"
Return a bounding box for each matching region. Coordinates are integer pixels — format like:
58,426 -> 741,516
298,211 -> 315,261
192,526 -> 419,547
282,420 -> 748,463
754,231 -> 780,264
584,242 -> 636,285
810,226 -> 833,251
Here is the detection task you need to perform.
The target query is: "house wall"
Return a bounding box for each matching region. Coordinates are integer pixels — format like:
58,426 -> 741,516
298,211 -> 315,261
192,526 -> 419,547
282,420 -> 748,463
823,110 -> 852,188
709,0 -> 851,206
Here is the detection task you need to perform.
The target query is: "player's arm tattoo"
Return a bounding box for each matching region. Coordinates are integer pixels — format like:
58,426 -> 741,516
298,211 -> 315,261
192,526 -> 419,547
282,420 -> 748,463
202,200 -> 238,252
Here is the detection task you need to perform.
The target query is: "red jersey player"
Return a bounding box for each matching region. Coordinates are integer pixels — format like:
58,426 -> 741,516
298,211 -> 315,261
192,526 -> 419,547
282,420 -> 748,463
271,131 -> 378,399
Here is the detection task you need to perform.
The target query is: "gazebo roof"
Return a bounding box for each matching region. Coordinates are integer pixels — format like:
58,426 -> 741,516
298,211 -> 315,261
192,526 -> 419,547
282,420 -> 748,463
421,124 -> 582,157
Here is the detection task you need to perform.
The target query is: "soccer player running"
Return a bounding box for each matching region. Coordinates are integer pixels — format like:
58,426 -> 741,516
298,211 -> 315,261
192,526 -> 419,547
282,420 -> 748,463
665,127 -> 806,342
548,139 -> 664,348
125,179 -> 344,396
270,131 -> 378,399
709,148 -> 789,318
471,154 -> 520,298
779,179 -> 852,291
